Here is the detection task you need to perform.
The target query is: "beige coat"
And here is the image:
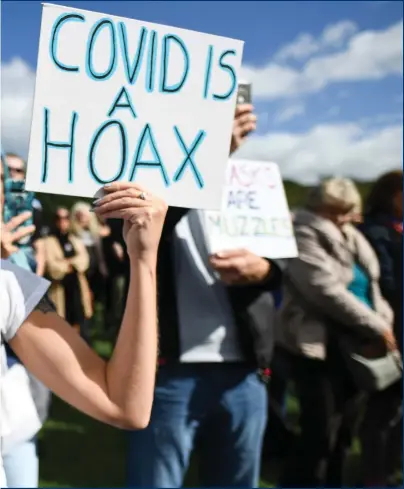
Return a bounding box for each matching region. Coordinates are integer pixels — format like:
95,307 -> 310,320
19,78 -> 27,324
276,209 -> 393,360
44,235 -> 93,320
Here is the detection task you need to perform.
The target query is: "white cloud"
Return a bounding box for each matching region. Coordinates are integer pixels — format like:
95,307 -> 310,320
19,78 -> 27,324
275,33 -> 319,62
275,20 -> 358,62
275,102 -> 305,123
321,21 -> 357,47
1,57 -> 35,158
236,122 -> 402,184
243,20 -> 403,99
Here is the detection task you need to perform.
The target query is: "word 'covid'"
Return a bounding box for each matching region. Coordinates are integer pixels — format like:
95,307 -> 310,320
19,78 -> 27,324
50,13 -> 237,101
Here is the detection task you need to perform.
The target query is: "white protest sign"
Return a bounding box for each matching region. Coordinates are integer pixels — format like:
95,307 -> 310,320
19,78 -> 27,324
25,3 -> 244,209
204,159 -> 298,259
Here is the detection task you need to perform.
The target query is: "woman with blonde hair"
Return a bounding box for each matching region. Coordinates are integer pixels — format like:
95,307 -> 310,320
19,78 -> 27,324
70,201 -> 108,302
276,177 -> 395,487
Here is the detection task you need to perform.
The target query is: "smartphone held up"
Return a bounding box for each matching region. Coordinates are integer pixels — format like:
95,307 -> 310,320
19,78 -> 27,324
237,81 -> 252,105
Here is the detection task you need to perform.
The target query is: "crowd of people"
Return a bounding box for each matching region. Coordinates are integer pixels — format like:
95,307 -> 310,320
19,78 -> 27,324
1,102 -> 402,488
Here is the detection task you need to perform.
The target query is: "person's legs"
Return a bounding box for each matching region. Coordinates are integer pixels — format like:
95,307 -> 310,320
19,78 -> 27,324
360,382 -> 403,486
79,318 -> 92,345
3,437 -> 39,488
198,367 -> 268,487
264,348 -> 294,458
280,354 -> 339,488
126,364 -> 205,488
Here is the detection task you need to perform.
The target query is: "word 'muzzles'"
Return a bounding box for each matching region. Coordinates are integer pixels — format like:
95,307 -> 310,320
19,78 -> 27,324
50,13 -> 237,101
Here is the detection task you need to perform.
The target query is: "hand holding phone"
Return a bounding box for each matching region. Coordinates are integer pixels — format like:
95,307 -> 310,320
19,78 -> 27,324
237,81 -> 252,105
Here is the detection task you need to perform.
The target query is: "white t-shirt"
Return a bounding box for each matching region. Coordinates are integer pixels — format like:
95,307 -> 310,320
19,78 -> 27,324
173,210 -> 243,362
0,259 -> 50,487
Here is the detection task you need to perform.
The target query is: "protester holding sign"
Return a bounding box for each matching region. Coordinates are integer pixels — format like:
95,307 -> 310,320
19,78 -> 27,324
126,103 -> 282,488
1,152 -> 167,487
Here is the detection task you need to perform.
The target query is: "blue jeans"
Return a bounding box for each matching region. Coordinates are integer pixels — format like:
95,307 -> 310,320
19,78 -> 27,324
127,363 -> 268,488
3,355 -> 39,488
3,438 -> 38,488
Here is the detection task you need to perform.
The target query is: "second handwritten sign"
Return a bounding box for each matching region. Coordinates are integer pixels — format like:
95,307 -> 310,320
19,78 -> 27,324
205,159 -> 298,259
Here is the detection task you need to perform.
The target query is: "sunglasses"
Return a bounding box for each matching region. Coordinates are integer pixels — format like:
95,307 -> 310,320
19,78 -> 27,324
9,167 -> 25,174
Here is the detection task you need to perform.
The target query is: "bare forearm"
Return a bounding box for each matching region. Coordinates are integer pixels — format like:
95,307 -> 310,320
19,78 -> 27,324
34,239 -> 46,276
36,255 -> 46,276
106,257 -> 158,428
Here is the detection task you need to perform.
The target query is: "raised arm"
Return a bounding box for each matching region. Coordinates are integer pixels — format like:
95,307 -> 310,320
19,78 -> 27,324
9,183 -> 167,430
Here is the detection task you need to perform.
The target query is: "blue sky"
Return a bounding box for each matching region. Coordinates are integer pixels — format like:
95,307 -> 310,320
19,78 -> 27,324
1,0 -> 403,182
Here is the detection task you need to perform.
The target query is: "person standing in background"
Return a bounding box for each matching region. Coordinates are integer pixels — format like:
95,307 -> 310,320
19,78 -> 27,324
275,178 -> 394,487
44,208 -> 93,341
359,169 -> 403,487
70,202 -> 108,304
5,153 -> 25,181
99,216 -> 126,335
4,153 -> 46,274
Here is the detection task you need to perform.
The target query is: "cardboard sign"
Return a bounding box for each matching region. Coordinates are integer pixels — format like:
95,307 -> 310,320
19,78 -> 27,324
25,3 -> 244,209
204,159 -> 298,259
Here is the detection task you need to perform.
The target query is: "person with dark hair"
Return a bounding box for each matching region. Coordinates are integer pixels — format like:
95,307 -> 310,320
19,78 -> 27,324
44,208 -> 93,341
359,169 -> 403,487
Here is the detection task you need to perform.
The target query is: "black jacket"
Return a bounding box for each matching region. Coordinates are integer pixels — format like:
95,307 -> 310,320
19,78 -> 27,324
360,215 -> 403,352
110,208 -> 282,368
